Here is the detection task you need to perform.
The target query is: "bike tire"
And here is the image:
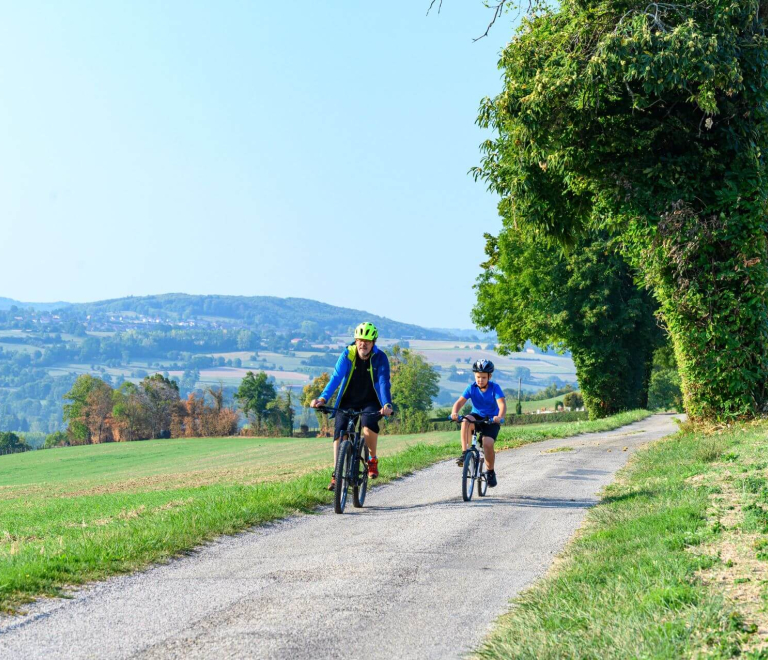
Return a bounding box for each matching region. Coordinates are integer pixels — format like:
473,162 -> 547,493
334,440 -> 353,514
353,443 -> 369,508
478,469 -> 488,497
462,452 -> 476,501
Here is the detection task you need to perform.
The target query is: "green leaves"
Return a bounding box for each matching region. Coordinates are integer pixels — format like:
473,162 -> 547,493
474,0 -> 768,420
472,230 -> 661,418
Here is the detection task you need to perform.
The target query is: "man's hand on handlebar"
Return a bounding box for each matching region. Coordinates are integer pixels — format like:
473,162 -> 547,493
380,404 -> 394,417
310,398 -> 326,408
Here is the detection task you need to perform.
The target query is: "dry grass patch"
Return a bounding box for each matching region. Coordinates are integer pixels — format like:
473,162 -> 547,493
692,464 -> 768,654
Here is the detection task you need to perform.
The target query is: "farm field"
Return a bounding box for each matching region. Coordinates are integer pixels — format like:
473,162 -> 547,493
166,367 -> 310,385
520,394 -> 580,413
0,410 -> 648,613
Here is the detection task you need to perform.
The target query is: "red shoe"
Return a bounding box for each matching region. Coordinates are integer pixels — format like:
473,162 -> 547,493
367,457 -> 379,479
327,476 -> 336,491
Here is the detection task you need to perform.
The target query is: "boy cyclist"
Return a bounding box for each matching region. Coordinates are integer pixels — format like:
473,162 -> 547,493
310,321 -> 394,491
450,359 -> 506,488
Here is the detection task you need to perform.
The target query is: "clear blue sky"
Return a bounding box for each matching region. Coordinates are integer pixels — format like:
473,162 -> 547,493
0,1 -> 515,328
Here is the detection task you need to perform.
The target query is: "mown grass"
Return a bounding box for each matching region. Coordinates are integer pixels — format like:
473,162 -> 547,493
477,419 -> 768,660
0,409 -> 650,613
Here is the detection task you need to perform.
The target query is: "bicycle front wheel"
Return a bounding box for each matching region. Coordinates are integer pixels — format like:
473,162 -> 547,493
462,452 -> 476,501
478,469 -> 488,497
353,444 -> 369,508
334,439 -> 353,514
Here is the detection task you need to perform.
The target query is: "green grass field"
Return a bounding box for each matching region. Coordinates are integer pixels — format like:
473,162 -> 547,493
0,410 -> 649,613
520,395 -> 579,413
478,420 -> 768,659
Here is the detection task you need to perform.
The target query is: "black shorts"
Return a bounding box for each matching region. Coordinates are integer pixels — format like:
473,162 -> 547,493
334,403 -> 381,440
473,421 -> 500,441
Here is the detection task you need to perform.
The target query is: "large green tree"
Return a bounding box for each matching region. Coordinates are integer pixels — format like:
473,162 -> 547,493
140,374 -> 180,439
475,0 -> 768,420
389,345 -> 440,413
235,371 -> 277,432
63,374 -> 102,444
473,230 -> 661,418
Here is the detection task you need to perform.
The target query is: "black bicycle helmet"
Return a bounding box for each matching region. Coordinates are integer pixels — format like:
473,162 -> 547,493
472,359 -> 495,373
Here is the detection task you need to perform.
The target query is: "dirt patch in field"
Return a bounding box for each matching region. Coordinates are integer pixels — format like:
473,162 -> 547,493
691,468 -> 768,653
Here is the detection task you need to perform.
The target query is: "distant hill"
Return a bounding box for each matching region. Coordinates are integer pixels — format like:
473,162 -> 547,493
44,294 -> 451,339
0,297 -> 71,312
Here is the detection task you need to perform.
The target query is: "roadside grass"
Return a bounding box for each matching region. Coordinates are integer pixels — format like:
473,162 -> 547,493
0,409 -> 649,614
477,419 -> 768,660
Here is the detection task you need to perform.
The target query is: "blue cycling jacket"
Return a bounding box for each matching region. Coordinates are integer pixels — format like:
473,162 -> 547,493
319,344 -> 393,417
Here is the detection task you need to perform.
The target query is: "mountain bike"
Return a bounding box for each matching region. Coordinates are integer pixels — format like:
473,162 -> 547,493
450,415 -> 493,501
316,406 -> 383,514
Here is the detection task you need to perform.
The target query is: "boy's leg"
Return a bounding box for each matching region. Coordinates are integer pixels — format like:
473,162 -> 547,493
461,420 -> 474,451
483,438 -> 495,470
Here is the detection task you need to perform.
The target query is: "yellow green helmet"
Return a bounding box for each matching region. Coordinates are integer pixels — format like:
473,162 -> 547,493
354,321 -> 378,341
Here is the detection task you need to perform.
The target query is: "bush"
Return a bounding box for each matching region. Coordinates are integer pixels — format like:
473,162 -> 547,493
44,430 -> 70,448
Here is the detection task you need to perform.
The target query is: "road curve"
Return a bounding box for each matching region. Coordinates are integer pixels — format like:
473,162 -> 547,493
0,414 -> 679,660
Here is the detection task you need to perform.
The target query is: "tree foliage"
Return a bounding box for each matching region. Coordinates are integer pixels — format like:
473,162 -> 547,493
474,0 -> 768,420
63,374 -> 102,444
301,372 -> 333,435
389,345 -> 440,413
0,431 -> 26,452
473,230 -> 661,417
648,344 -> 684,412
235,371 -> 277,432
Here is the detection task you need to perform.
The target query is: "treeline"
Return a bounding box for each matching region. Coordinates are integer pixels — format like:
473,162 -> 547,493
0,320 -> 336,433
41,345 -> 447,447
46,374 -> 240,447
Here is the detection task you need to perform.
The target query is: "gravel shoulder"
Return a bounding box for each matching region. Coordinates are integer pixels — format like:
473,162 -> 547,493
0,414 -> 679,660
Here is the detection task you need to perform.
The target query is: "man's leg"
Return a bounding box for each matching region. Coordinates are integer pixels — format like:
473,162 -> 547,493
362,426 -> 378,457
329,413 -> 349,490
333,438 -> 340,467
362,426 -> 380,478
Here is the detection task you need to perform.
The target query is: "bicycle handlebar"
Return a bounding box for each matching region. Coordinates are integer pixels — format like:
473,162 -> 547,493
446,414 -> 505,424
312,405 -> 389,419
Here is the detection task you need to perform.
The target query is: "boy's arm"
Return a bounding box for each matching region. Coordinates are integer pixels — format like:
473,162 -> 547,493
495,397 -> 507,423
451,396 -> 468,420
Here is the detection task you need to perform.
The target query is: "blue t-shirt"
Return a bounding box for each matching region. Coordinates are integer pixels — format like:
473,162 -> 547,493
461,382 -> 505,418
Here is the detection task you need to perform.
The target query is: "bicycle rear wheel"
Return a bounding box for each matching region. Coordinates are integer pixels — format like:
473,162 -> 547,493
353,443 -> 369,508
462,452 -> 476,501
334,439 -> 353,514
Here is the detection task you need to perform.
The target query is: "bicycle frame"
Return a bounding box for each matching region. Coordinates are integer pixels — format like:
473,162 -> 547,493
339,413 -> 367,488
314,405 -> 385,513
451,415 -> 493,500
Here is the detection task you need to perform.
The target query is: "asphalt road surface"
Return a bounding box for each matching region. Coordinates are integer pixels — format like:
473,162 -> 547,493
0,414 -> 679,660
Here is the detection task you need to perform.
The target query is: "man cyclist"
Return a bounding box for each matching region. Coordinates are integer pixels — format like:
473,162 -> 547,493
310,321 -> 394,491
450,359 -> 506,488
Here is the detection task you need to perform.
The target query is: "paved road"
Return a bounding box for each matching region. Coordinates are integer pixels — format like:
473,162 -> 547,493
0,414 -> 679,660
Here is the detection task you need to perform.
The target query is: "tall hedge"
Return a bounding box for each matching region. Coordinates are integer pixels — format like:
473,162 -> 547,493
475,0 -> 768,420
